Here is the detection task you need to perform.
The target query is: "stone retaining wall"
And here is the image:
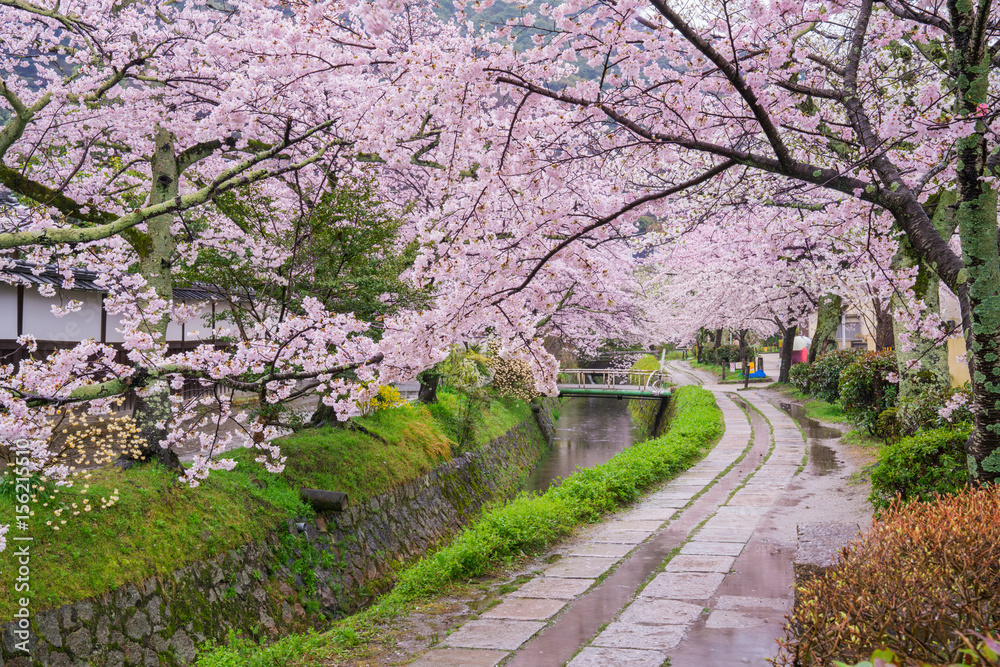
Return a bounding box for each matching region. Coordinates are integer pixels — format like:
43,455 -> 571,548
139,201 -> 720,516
0,409 -> 552,667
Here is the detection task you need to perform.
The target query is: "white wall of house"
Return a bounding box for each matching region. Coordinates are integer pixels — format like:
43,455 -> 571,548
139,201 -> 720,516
0,283 -> 229,346
0,285 -> 17,339
23,287 -> 103,342
107,301 -> 220,344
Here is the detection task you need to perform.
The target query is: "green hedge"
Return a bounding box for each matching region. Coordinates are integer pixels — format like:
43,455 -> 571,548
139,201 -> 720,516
869,426 -> 971,510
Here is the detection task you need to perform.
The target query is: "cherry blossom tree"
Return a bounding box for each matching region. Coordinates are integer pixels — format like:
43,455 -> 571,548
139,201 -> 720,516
0,0 -> 649,502
444,0 -> 1000,481
0,0 -> 415,482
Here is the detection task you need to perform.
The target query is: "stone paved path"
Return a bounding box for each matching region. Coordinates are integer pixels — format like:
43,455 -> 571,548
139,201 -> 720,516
408,364 -> 809,667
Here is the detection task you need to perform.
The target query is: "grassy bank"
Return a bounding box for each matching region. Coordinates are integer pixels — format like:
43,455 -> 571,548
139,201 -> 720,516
628,354 -> 663,436
0,390 -> 530,619
195,385 -> 724,667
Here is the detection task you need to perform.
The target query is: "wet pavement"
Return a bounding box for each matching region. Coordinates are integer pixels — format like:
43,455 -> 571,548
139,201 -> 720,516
406,361 -> 865,667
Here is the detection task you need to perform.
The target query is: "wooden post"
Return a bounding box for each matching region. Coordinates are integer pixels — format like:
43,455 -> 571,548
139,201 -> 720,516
299,488 -> 349,512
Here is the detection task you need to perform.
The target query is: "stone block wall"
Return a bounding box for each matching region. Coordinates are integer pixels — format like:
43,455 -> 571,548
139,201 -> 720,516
0,411 -> 551,667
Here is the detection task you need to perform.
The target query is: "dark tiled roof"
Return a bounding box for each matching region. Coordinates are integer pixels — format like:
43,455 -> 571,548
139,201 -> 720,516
1,260 -> 227,301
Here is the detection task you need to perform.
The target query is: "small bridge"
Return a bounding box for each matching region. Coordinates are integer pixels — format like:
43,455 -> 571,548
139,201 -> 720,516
557,369 -> 670,400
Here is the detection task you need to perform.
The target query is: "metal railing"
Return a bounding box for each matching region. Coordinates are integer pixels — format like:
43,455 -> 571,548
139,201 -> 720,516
557,369 -> 669,391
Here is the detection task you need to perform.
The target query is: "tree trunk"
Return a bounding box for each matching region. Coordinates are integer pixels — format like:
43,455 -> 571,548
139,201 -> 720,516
417,371 -> 439,404
957,179 -> 1000,483
739,328 -> 749,390
695,328 -> 707,363
808,294 -> 842,363
873,299 -> 894,351
118,127 -> 180,470
309,400 -> 344,427
779,324 -> 796,384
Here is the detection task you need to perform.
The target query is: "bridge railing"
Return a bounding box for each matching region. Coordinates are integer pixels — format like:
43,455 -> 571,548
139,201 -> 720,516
558,369 -> 670,391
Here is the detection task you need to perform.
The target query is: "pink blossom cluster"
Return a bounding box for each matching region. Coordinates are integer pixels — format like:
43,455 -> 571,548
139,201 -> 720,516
939,392 -> 970,422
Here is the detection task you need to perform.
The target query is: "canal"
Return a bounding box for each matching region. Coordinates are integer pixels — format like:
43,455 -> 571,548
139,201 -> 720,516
523,396 -> 642,493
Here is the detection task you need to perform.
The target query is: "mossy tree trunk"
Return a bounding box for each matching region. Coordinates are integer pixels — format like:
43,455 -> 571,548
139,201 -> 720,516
808,294 -> 842,363
778,323 -> 796,384
947,29 -> 1000,483
118,127 -> 183,472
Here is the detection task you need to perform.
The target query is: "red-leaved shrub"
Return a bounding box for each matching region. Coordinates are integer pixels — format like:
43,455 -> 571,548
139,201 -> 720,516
775,485 -> 1000,666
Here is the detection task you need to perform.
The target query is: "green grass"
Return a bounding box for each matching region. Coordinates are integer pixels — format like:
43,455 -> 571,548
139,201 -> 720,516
195,385 -> 723,666
0,395 -> 529,619
841,428 -> 883,449
628,355 -> 663,436
425,388 -> 531,451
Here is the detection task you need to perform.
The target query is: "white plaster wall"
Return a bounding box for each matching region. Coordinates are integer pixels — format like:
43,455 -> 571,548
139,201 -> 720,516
176,302 -> 218,343
105,310 -> 126,343
166,301 -> 185,341
0,285 -> 17,338
23,288 -> 102,342
108,300 -> 219,344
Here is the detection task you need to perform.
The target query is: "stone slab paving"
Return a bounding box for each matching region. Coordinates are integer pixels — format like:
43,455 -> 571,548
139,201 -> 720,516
662,553 -> 737,572
566,647 -> 668,667
566,542 -> 634,558
680,540 -> 746,556
640,571 -> 727,599
542,388 -> 807,666
616,598 -> 704,625
411,392 -> 762,666
544,555 -> 618,578
590,622 -> 686,650
409,647 -> 509,667
661,391 -> 806,664
480,597 -> 567,621
442,619 -> 547,651
509,577 -> 594,600
587,529 -> 656,544
619,507 -> 680,522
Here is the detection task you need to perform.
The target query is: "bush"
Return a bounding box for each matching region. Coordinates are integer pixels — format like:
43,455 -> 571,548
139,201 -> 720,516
811,349 -> 862,403
868,425 -> 971,510
897,383 -> 974,436
488,356 -> 538,401
716,344 -> 741,363
839,350 -> 898,434
875,407 -> 902,443
775,485 -> 1000,666
789,362 -> 813,393
837,636 -> 1000,667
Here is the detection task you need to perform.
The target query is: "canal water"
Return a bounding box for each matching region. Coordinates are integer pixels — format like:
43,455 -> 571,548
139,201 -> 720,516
523,397 -> 642,493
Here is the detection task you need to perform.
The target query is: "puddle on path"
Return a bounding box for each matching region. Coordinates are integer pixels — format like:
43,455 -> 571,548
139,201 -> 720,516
777,402 -> 843,476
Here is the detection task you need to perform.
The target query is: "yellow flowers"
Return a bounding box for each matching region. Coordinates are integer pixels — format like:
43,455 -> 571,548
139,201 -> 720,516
356,385 -> 409,415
